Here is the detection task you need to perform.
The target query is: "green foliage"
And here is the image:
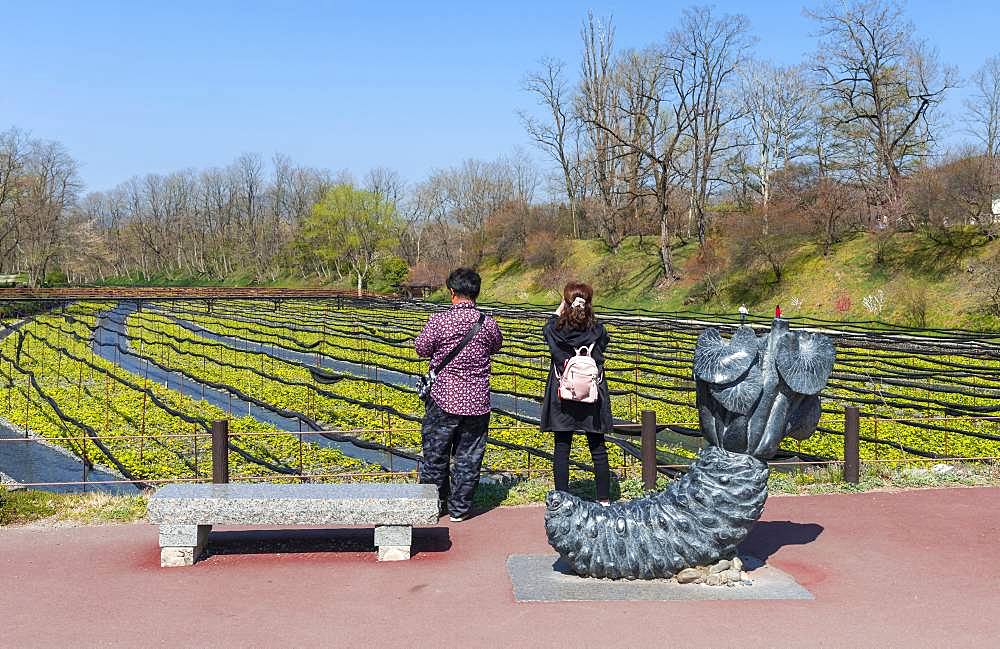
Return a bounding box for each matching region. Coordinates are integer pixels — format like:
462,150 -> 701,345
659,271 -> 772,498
0,488 -> 59,525
0,487 -> 148,526
0,302 -> 375,483
766,461 -> 1000,495
372,255 -> 410,292
42,269 -> 68,287
296,184 -> 400,291
55,491 -> 148,524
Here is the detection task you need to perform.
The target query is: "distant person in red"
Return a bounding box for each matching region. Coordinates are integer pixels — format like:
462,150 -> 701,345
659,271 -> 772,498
540,281 -> 613,504
414,268 -> 503,521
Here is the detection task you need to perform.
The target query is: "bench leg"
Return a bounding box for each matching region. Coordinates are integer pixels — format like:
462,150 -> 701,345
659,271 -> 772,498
374,525 -> 412,561
159,524 -> 211,567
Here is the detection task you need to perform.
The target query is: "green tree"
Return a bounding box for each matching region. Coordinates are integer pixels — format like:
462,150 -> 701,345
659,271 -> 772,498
300,184 -> 400,295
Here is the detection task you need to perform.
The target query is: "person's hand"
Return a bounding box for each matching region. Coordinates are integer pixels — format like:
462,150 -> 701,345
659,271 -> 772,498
555,300 -> 566,316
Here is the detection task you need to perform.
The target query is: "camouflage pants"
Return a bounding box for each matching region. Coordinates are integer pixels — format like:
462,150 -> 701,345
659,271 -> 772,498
420,399 -> 490,518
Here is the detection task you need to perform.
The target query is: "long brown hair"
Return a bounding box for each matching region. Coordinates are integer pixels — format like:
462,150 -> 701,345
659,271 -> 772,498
556,281 -> 597,330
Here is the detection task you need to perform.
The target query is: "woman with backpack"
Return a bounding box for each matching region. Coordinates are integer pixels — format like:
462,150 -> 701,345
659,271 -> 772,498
540,281 -> 613,504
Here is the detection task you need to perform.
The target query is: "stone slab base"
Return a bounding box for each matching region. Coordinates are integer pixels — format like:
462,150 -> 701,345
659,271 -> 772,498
377,545 -> 411,561
161,547 -> 197,568
506,554 -> 813,602
158,524 -> 209,567
374,525 -> 411,547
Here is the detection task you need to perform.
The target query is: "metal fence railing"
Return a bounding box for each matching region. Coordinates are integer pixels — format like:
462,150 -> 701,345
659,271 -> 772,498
4,408 -> 1000,493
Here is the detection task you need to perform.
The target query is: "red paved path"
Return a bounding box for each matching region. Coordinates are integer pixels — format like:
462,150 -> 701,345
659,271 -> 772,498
2,487 -> 999,649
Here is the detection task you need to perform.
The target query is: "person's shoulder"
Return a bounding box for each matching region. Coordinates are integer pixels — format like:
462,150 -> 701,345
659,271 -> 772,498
586,320 -> 607,343
424,310 -> 448,326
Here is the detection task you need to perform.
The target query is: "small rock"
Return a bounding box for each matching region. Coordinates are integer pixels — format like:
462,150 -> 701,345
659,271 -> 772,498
931,463 -> 955,475
708,559 -> 732,574
731,556 -> 743,572
723,568 -> 743,582
676,568 -> 703,584
705,574 -> 723,587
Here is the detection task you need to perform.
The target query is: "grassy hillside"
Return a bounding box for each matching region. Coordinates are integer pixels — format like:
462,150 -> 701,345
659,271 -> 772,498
474,230 -> 1000,329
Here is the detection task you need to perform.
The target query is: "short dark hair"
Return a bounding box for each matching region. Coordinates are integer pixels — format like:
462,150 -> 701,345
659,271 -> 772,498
447,267 -> 481,300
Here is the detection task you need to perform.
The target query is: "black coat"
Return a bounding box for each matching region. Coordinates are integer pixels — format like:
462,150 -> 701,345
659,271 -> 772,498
539,317 -> 613,433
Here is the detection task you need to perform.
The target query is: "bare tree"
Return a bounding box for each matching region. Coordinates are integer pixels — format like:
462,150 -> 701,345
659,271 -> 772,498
576,13 -> 631,250
15,139 -> 82,284
521,57 -> 582,237
504,147 -> 541,206
964,54 -> 1000,160
614,49 -> 659,246
964,54 -> 1000,223
672,6 -> 753,248
809,0 -> 957,226
364,167 -> 404,207
576,7 -> 751,275
578,43 -> 695,280
0,128 -> 29,273
741,62 -> 815,234
410,156 -> 524,267
804,176 -> 859,255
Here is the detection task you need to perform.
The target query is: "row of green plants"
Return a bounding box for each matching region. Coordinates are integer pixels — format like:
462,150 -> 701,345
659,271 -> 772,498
125,309 -> 639,473
0,303 -> 376,483
7,297 -> 1000,493
161,300 -> 1000,462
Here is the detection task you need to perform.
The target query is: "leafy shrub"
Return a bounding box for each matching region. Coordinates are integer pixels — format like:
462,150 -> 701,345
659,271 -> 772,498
371,255 -> 409,293
43,269 -> 68,287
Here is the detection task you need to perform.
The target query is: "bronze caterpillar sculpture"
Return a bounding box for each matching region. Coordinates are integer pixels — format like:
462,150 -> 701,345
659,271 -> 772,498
544,317 -> 835,580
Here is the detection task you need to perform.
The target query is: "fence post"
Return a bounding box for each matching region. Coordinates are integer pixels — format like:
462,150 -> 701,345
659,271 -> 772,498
844,405 -> 860,484
212,419 -> 229,484
641,410 -> 657,491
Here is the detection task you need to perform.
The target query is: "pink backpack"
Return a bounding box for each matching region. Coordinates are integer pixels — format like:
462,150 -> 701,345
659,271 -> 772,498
557,344 -> 602,403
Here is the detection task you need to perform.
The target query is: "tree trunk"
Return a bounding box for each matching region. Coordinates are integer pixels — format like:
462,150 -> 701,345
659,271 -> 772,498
759,156 -> 771,237
659,211 -> 679,282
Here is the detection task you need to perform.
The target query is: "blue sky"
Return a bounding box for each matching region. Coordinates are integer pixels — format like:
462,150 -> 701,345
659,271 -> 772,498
3,1 -> 999,193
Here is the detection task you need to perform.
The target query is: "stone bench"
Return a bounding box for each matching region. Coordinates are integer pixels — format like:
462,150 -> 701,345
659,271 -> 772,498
146,483 -> 439,567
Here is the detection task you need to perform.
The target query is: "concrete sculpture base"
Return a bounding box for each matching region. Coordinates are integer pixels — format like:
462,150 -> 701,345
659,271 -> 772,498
506,554 -> 813,602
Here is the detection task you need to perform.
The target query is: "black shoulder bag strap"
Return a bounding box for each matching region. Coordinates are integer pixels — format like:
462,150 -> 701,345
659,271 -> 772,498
431,311 -> 486,376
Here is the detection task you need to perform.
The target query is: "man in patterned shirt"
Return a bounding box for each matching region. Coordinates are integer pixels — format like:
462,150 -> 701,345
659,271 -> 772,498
414,268 -> 503,521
